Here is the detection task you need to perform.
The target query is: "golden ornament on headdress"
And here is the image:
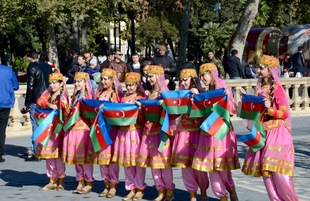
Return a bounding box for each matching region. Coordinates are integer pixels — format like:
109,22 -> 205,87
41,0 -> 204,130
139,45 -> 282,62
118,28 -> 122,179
74,72 -> 89,80
101,68 -> 116,78
147,65 -> 164,75
259,55 -> 279,68
180,68 -> 197,79
49,72 -> 64,82
125,72 -> 141,84
199,63 -> 217,75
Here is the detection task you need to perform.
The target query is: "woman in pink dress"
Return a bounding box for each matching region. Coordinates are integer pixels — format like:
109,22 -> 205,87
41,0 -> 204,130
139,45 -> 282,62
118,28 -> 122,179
112,72 -> 147,201
171,68 -> 209,201
36,72 -> 69,191
240,55 -> 298,201
92,68 -> 123,198
62,72 -> 95,194
136,65 -> 175,201
191,63 -> 240,201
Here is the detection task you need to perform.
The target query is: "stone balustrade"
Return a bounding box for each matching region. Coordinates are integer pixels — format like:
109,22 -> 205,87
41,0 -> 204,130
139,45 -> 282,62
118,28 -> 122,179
7,77 -> 310,137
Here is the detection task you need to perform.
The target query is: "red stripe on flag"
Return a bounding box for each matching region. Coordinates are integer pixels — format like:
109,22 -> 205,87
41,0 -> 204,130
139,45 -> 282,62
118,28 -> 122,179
245,131 -> 261,146
104,110 -> 138,118
34,113 -> 48,119
192,96 -> 223,110
36,124 -> 53,142
241,102 -> 265,112
143,105 -> 161,113
95,124 -> 108,149
164,98 -> 190,106
82,104 -> 99,113
217,98 -> 229,111
207,117 -> 224,136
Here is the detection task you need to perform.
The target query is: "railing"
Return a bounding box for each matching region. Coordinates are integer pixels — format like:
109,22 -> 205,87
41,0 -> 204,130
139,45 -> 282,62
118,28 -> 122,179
7,77 -> 310,137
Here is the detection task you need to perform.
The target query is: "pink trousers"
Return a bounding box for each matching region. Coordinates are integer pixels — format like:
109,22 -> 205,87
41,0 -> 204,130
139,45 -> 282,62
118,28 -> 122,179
263,172 -> 298,201
151,168 -> 175,191
75,164 -> 94,182
124,166 -> 147,190
182,168 -> 209,193
100,163 -> 119,184
46,158 -> 65,179
209,170 -> 235,198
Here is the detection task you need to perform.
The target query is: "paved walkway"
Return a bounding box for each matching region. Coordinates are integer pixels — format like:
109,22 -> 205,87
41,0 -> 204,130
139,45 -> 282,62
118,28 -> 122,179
0,117 -> 309,201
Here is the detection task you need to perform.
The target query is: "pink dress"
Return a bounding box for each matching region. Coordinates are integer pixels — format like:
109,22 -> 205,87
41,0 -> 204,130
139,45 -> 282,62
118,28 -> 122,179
191,85 -> 240,198
171,114 -> 209,193
88,90 -> 120,185
242,84 -> 295,177
62,94 -> 94,182
36,92 -> 69,179
137,92 -> 175,192
242,84 -> 298,201
112,93 -> 147,191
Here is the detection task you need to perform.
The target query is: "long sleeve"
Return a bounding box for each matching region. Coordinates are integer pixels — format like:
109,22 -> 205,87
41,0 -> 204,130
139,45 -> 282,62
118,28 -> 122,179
25,65 -> 36,107
266,85 -> 289,120
12,70 -> 19,91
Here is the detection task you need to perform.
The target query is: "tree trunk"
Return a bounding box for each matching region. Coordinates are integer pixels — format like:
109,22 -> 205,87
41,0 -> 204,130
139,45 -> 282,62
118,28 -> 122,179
81,16 -> 91,52
61,21 -> 80,52
230,0 -> 259,62
47,21 -> 59,68
177,0 -> 191,77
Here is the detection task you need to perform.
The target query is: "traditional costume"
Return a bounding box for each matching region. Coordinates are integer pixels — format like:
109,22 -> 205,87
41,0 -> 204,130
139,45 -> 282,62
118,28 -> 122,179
91,68 -> 122,198
192,63 -> 240,201
136,65 -> 175,201
171,68 -> 209,201
241,55 -> 298,201
35,72 -> 69,191
62,72 -> 95,194
112,72 -> 147,201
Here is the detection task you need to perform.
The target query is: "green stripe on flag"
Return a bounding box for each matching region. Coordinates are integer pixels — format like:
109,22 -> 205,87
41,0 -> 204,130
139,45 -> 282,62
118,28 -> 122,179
105,117 -> 137,126
239,110 -> 260,120
166,105 -> 191,115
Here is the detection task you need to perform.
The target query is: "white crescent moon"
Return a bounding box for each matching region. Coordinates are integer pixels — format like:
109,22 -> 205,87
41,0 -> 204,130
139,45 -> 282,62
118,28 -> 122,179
38,113 -> 45,118
72,106 -> 78,114
203,99 -> 210,107
95,107 -> 99,113
251,103 -> 254,110
177,98 -> 181,106
95,124 -> 100,133
120,110 -> 125,118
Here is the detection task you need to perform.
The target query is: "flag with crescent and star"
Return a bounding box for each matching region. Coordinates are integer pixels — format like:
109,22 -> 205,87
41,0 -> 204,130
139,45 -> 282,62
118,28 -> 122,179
200,95 -> 230,140
190,88 -> 225,118
239,94 -> 265,120
32,109 -> 58,147
137,99 -> 162,122
89,110 -> 112,152
158,102 -> 174,152
103,102 -> 139,126
238,94 -> 266,152
161,90 -> 192,115
81,99 -> 107,119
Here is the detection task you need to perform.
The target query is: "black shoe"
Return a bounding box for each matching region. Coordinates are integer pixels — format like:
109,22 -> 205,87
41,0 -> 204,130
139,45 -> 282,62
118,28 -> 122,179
24,155 -> 40,162
0,156 -> 5,162
18,150 -> 34,158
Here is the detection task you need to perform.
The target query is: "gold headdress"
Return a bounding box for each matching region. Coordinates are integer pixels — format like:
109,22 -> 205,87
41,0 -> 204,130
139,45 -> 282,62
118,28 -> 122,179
180,68 -> 197,79
49,72 -> 64,82
147,65 -> 164,75
74,72 -> 89,80
125,72 -> 141,84
101,68 -> 117,78
259,55 -> 279,68
199,63 -> 217,75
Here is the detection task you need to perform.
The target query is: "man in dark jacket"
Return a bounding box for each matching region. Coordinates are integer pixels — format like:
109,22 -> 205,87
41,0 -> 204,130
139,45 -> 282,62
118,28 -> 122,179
127,52 -> 141,73
290,46 -> 308,76
223,49 -> 243,79
22,49 -> 52,161
0,57 -> 19,162
152,45 -> 177,80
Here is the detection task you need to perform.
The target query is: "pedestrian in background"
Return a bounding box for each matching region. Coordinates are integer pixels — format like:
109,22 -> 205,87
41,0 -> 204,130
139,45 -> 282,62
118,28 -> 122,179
0,57 -> 19,162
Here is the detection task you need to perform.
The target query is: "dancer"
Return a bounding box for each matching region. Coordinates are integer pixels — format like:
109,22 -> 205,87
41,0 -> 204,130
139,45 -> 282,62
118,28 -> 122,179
112,72 -> 147,201
171,68 -> 209,201
240,55 -> 298,201
137,65 -> 175,201
62,72 -> 95,194
36,72 -> 69,191
93,68 -> 123,198
192,63 -> 240,201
